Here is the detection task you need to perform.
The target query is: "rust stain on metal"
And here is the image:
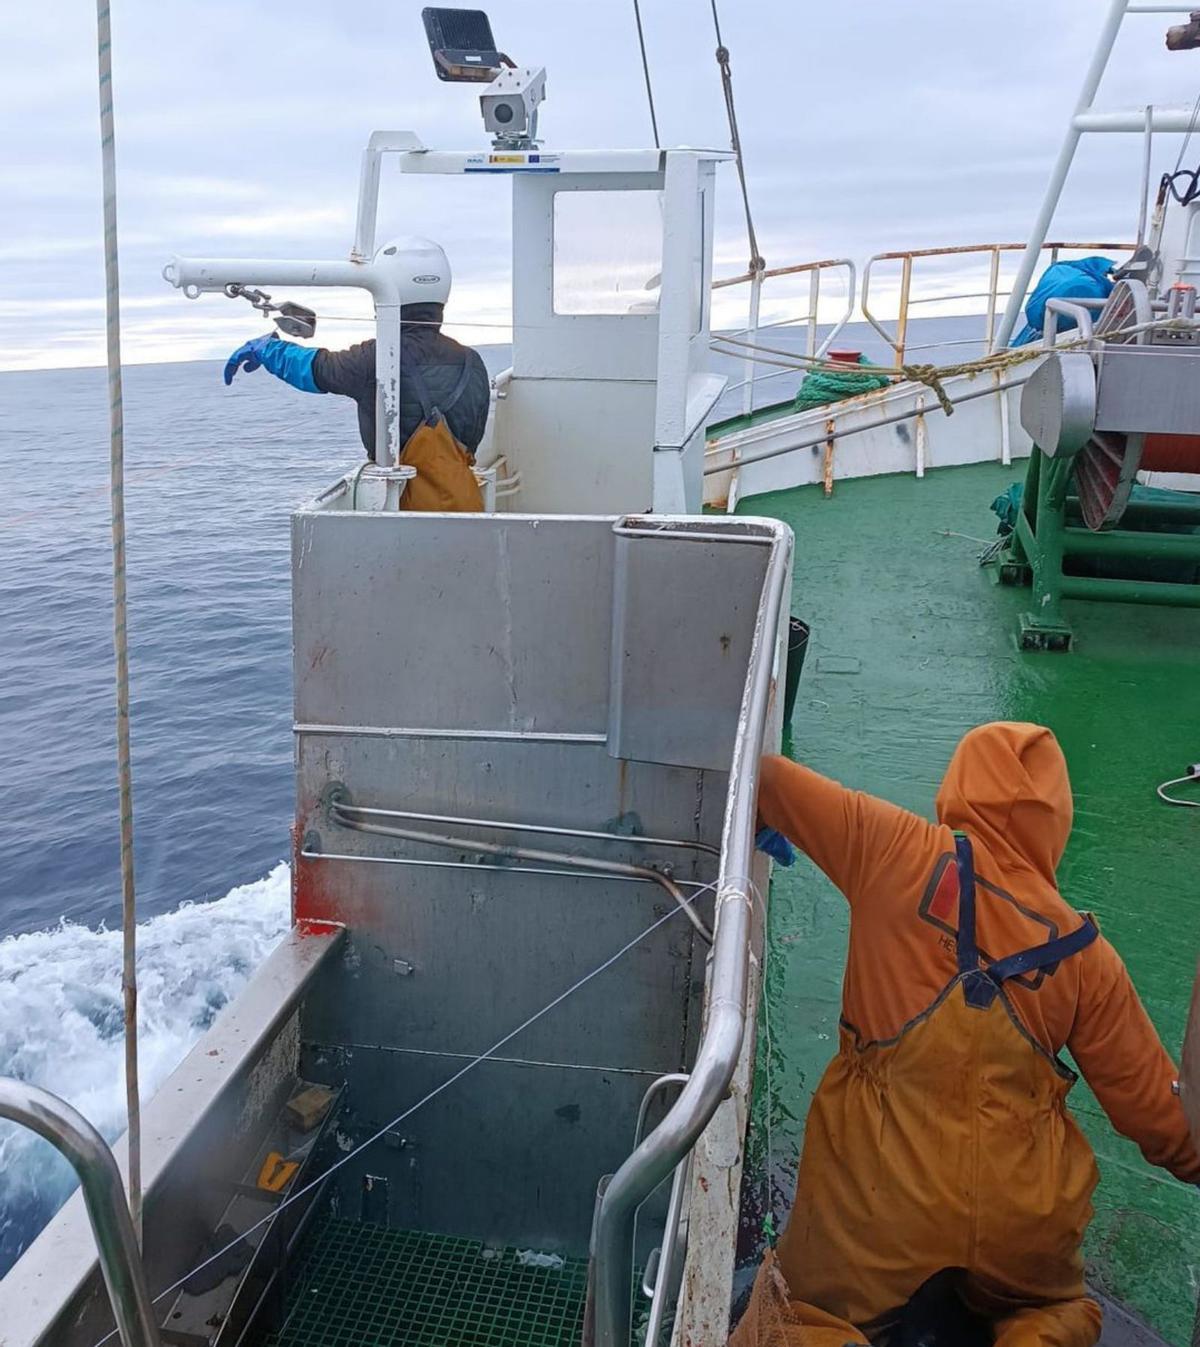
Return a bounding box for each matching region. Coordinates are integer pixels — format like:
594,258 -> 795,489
870,239 -> 1133,262
822,418 -> 836,498
713,255 -> 856,290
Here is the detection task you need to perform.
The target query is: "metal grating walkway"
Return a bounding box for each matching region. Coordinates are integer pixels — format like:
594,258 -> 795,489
262,1218 -> 588,1347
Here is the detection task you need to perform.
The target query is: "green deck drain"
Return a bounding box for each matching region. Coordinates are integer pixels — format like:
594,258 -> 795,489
261,1219 -> 588,1347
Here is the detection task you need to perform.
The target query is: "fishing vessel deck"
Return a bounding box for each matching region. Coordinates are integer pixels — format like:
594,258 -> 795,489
737,461 -> 1200,1346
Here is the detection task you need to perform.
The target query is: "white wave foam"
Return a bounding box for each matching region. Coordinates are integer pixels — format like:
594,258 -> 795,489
0,864 -> 291,1269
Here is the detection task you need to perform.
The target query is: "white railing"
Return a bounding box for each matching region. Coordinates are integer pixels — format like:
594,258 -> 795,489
712,257 -> 856,414
861,240 -> 1133,365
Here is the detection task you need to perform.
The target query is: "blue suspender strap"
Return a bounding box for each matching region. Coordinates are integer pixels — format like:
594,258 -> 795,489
986,918 -> 1098,984
954,833 -> 980,976
955,834 -> 1000,1008
954,831 -> 1098,1006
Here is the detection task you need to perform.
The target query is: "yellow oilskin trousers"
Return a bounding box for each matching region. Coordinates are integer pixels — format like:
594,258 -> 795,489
733,836 -> 1102,1347
398,414 -> 483,512
397,358 -> 484,513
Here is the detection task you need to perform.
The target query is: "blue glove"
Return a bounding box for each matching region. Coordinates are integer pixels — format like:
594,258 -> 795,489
755,826 -> 796,867
224,333 -> 325,394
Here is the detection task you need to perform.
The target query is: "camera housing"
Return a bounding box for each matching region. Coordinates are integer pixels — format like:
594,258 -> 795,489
480,66 -> 547,148
421,8 -> 547,150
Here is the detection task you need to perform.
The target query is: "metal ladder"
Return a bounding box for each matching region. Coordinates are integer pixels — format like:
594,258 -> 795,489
0,1078 -> 160,1347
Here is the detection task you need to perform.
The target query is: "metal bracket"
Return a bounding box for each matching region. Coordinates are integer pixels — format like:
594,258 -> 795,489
1018,611 -> 1074,653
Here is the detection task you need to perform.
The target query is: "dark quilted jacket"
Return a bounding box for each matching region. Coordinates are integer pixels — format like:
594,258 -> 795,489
312,303 -> 490,461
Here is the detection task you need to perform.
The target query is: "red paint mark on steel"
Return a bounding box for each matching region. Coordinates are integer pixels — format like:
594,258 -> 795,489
293,821 -> 342,926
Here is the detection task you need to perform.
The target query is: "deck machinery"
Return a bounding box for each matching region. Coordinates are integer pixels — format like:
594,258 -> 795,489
1002,266 -> 1200,650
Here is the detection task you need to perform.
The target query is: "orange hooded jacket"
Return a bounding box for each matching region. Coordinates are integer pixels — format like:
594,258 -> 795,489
757,723 -> 1198,1186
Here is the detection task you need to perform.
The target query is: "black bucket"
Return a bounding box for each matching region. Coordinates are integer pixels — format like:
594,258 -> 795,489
782,617 -> 811,727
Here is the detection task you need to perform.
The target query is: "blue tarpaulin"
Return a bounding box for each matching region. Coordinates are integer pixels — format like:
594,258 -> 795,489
1011,256 -> 1114,347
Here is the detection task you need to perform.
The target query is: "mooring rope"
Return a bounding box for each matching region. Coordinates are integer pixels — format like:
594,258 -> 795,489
94,0 -> 142,1242
712,315 -> 1200,418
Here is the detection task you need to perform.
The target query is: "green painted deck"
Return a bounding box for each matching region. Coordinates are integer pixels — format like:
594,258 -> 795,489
737,462 -> 1200,1344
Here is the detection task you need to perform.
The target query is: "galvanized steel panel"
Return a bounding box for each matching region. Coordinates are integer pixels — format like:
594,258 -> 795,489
292,515 -> 615,733
608,530 -> 769,771
299,1046 -> 671,1258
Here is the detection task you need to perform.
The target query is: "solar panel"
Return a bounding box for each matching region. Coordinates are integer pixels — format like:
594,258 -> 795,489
422,8 -> 506,82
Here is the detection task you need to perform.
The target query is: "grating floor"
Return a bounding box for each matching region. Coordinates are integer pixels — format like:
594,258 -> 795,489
261,1218 -> 589,1347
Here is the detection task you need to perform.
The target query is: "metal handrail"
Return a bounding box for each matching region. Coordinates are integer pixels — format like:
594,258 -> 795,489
590,518 -> 791,1347
713,258 -> 857,413
0,1079 -> 161,1347
642,1154 -> 692,1347
329,804 -> 714,943
629,1075 -> 694,1347
861,240 -> 1133,364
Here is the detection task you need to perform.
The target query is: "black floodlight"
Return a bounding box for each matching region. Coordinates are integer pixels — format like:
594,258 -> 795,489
422,8 -> 509,83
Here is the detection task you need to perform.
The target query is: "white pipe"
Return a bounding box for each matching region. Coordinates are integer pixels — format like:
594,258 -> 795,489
163,255 -> 384,296
352,130 -> 425,262
1138,105 -> 1155,245
993,0 -> 1132,349
1074,105 -> 1200,133
742,271 -> 762,416
163,254 -> 406,467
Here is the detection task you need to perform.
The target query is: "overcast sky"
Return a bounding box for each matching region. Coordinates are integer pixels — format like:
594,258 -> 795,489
4,0 -> 1200,371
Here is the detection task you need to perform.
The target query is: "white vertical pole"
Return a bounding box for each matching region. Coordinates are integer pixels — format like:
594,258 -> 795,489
94,0 -> 142,1240
998,370 -> 1013,466
993,0 -> 1131,349
1137,103 -> 1155,244
375,302 -> 403,472
741,270 -> 762,416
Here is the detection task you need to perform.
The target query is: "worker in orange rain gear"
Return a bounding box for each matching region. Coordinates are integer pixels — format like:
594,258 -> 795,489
733,722 -> 1200,1347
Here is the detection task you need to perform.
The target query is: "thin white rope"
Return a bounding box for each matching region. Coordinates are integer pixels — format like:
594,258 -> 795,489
94,0 -> 142,1242
88,872 -> 729,1347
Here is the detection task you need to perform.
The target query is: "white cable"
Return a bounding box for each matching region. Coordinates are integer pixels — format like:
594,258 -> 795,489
1156,772 -> 1200,808
88,874 -> 724,1347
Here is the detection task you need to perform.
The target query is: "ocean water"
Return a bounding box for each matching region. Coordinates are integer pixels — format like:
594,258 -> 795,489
0,349 -> 519,1273
0,317 -> 973,1276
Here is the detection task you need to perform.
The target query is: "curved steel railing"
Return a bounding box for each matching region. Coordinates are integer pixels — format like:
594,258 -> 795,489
713,258 -> 857,414
590,517 -> 791,1347
0,1079 -> 160,1347
861,239 -> 1133,365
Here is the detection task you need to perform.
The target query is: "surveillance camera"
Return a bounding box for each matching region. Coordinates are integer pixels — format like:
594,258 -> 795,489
480,66 -> 546,147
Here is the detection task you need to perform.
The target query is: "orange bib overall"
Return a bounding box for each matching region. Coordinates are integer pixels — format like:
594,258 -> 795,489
736,835 -> 1103,1347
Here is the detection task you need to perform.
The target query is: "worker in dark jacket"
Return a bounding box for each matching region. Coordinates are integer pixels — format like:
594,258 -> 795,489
223,239 -> 490,462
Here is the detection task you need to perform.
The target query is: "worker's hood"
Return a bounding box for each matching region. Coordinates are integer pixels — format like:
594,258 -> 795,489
935,722 -> 1072,885
400,302 -> 445,333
